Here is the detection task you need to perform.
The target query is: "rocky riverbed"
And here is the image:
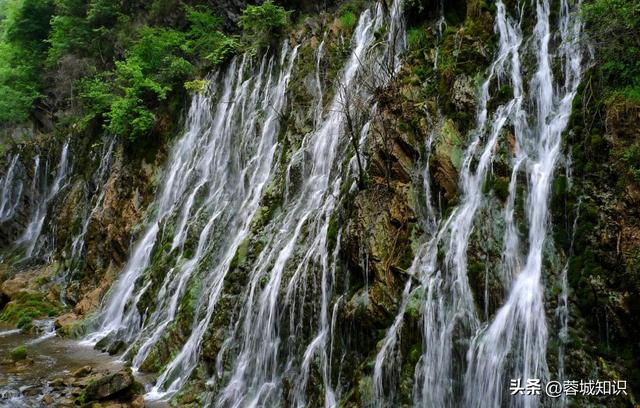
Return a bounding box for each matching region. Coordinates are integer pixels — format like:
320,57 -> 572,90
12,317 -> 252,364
0,325 -> 164,407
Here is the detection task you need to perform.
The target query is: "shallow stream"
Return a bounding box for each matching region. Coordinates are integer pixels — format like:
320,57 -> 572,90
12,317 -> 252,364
0,323 -> 166,407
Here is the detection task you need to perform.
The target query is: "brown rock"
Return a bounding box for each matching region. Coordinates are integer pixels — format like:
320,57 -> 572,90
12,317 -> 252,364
131,394 -> 145,408
56,397 -> 76,407
54,313 -> 78,332
74,285 -> 105,315
50,377 -> 66,388
1,274 -> 29,298
72,365 -> 92,377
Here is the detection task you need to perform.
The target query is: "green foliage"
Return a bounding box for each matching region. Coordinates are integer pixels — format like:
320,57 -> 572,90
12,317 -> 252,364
47,0 -> 91,63
621,143 -> 640,183
74,4 -> 239,140
0,0 -> 291,135
407,27 -> 428,49
0,292 -> 59,328
339,11 -> 357,31
4,0 -> 54,52
10,345 -> 27,360
0,0 -> 54,123
16,314 -> 32,329
184,79 -> 209,94
86,0 -> 120,27
183,5 -> 239,65
77,75 -> 112,123
583,0 -> 640,91
100,27 -> 192,140
238,1 -> 289,51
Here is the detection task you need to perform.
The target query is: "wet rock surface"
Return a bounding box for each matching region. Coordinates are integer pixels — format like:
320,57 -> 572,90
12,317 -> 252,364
0,327 -> 158,408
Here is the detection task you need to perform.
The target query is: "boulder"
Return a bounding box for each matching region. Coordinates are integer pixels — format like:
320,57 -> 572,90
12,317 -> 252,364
1,274 -> 30,299
73,286 -> 103,315
54,313 -> 78,335
83,369 -> 134,401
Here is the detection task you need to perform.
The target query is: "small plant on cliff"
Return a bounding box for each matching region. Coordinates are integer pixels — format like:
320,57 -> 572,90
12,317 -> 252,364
621,143 -> 640,183
238,1 -> 290,51
339,11 -> 357,31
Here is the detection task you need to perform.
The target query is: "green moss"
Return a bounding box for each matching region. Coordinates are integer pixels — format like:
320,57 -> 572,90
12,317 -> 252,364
0,293 -> 59,328
327,213 -> 340,252
10,345 -> 27,360
357,375 -> 374,405
405,287 -> 424,320
434,119 -> 464,174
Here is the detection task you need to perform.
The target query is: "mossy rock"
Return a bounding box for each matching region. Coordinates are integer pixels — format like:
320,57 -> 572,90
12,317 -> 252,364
10,345 -> 27,360
0,292 -> 59,328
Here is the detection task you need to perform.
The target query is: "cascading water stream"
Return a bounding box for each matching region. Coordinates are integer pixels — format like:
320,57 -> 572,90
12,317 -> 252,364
412,4 -> 522,401
364,0 -> 586,406
463,1 -> 582,407
372,112 -> 441,407
206,3 -> 405,407
72,0 -> 583,406
79,1 -> 410,405
69,136 -> 116,262
0,154 -> 23,222
143,45 -> 299,400
83,76 -> 238,344
85,42 -> 299,403
16,141 -> 70,259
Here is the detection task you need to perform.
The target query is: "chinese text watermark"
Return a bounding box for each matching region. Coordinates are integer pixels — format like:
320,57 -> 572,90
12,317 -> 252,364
510,378 -> 628,398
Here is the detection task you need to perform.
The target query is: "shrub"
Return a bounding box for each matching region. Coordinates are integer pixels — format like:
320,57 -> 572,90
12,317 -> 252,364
183,6 -> 239,65
100,27 -> 192,140
339,11 -> 357,31
583,0 -> 640,91
46,0 -> 91,64
621,143 -> 640,183
238,1 -> 290,51
184,79 -> 209,94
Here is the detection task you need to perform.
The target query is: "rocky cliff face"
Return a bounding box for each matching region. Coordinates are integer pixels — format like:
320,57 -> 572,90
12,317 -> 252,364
0,0 -> 638,406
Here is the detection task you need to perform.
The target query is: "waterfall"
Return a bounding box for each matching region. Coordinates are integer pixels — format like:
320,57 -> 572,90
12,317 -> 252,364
463,0 -> 582,406
372,115 -> 440,407
357,0 -> 587,406
71,0 -> 585,405
69,136 -> 116,262
82,0 -> 408,404
142,45 -> 299,398
208,3 -> 405,407
0,154 -> 23,222
15,141 -> 70,259
86,41 -> 299,398
412,0 -> 520,399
